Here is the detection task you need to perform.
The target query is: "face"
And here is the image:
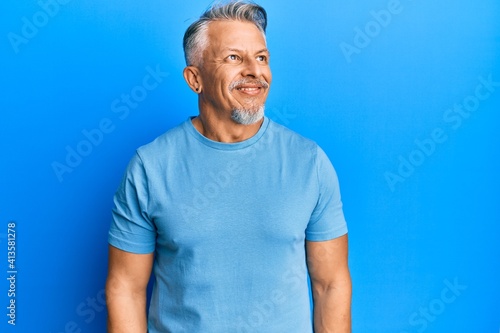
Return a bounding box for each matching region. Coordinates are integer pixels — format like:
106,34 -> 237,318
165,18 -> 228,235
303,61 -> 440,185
197,20 -> 272,122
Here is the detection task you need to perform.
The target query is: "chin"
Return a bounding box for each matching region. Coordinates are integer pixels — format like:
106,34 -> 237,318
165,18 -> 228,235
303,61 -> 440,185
231,105 -> 265,125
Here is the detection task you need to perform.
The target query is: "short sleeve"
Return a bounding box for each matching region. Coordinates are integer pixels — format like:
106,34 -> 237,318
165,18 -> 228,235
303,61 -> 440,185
305,146 -> 348,241
108,152 -> 157,254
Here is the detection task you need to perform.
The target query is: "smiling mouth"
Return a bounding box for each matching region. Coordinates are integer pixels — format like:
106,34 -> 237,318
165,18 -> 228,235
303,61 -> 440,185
236,86 -> 262,95
230,79 -> 269,96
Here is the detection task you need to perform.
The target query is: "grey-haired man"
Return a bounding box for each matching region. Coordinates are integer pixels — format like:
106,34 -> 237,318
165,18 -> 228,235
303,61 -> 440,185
106,2 -> 351,332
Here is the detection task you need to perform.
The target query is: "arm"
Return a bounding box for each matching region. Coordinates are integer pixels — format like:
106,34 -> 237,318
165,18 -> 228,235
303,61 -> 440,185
106,245 -> 154,333
306,234 -> 351,333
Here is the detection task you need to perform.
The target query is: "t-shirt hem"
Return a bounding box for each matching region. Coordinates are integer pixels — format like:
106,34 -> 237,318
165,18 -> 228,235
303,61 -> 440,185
305,225 -> 348,242
108,233 -> 155,254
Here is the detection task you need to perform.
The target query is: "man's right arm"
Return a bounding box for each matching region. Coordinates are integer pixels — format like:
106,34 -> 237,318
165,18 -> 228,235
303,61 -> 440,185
106,245 -> 154,333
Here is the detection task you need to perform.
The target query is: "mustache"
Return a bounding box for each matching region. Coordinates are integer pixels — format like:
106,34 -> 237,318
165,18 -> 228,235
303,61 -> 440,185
229,78 -> 269,91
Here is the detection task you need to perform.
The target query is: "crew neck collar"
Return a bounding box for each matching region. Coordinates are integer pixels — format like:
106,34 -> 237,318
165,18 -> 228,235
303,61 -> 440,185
184,116 -> 270,150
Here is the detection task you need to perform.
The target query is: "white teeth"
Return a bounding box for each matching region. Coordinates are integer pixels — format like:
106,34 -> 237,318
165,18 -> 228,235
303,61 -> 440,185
239,87 -> 259,91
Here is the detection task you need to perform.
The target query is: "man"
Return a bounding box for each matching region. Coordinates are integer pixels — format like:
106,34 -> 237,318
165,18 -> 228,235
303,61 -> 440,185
106,1 -> 351,332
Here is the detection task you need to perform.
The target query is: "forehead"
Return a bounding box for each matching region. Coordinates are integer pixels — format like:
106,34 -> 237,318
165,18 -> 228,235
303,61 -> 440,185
206,20 -> 267,53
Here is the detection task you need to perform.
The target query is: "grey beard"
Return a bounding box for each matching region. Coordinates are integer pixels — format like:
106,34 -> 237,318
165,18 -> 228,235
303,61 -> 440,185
231,105 -> 265,125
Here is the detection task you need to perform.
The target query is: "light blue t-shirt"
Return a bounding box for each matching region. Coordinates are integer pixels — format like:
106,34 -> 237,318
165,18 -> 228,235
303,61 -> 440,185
109,117 -> 347,333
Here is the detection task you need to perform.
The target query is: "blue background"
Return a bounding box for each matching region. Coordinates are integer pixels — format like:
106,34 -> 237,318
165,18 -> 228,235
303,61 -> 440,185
1,0 -> 499,332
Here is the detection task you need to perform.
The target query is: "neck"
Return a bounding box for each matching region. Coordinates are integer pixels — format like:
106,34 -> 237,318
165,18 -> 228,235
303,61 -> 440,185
191,111 -> 263,143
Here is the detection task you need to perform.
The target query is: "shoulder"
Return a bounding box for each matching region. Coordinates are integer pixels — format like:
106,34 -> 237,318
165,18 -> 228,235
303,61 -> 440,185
135,119 -> 189,161
267,119 -> 320,156
266,120 -> 337,177
267,119 -> 318,147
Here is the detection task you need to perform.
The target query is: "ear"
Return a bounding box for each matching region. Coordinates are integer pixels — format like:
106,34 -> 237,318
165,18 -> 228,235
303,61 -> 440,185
183,66 -> 203,94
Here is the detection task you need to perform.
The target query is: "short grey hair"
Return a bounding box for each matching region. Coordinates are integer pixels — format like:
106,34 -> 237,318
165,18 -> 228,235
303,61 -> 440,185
183,1 -> 268,66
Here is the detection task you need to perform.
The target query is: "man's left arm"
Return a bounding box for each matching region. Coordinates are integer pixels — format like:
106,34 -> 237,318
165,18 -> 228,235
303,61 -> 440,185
306,234 -> 351,333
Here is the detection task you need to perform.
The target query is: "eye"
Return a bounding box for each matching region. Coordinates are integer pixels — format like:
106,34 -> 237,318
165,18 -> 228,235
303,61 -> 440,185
227,54 -> 240,62
256,55 -> 268,63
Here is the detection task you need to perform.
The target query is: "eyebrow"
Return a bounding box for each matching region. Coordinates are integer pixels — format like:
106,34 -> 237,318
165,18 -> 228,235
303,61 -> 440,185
223,48 -> 270,55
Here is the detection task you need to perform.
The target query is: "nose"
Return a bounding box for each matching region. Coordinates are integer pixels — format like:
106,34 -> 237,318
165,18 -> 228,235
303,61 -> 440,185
241,57 -> 262,78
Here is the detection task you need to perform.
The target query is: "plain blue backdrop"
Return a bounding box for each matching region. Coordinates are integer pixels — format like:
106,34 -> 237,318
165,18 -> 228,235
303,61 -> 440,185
1,0 -> 499,332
